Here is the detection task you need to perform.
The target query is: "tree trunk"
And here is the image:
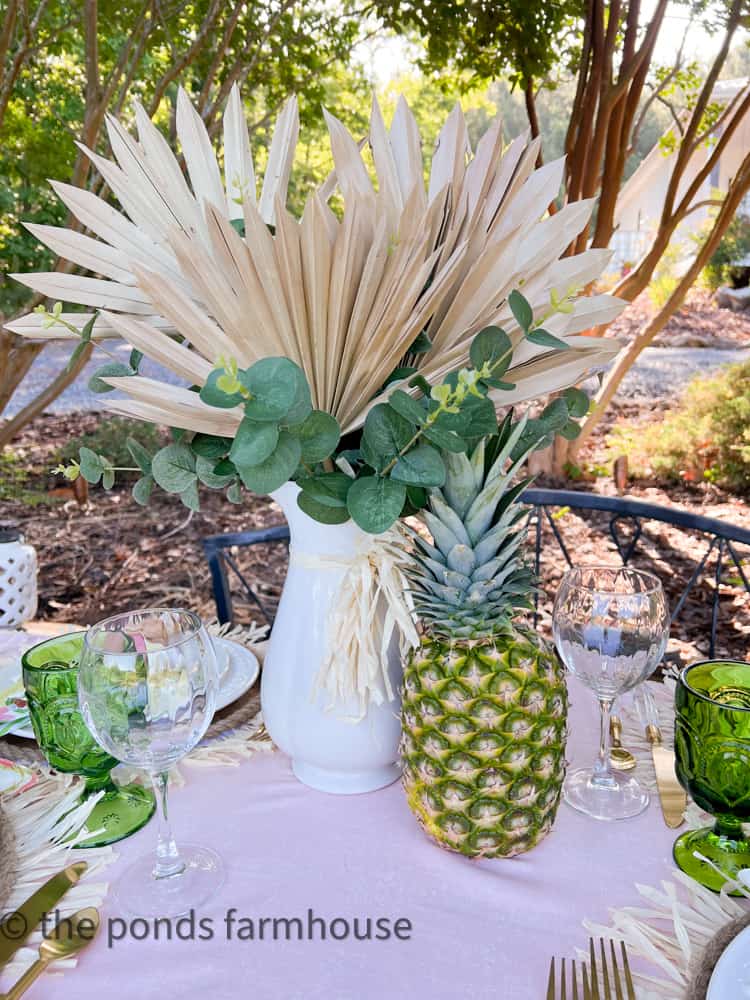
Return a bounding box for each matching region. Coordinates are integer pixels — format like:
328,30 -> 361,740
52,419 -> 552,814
570,152 -> 750,460
0,342 -> 93,448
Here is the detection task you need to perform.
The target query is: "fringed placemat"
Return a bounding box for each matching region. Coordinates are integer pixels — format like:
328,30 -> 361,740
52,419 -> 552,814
687,910 -> 750,999
580,678 -> 749,999
0,773 -> 116,990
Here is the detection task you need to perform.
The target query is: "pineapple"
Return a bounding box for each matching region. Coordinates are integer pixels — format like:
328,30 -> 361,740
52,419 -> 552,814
400,418 -> 568,858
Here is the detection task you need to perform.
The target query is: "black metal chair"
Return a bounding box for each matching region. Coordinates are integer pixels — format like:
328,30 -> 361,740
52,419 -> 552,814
523,489 -> 750,657
202,490 -> 750,656
202,525 -> 290,625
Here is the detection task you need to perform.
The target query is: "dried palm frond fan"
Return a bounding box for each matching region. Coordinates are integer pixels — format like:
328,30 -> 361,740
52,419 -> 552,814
8,86 -> 622,440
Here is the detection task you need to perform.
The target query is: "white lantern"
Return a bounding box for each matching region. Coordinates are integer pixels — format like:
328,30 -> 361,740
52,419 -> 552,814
0,522 -> 37,628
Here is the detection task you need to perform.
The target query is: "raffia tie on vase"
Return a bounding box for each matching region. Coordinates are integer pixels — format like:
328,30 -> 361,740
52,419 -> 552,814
288,525 -> 419,722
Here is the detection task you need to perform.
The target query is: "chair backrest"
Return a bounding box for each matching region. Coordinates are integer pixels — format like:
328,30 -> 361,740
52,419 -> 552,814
523,489 -> 750,659
202,491 -> 749,657
201,526 -> 290,625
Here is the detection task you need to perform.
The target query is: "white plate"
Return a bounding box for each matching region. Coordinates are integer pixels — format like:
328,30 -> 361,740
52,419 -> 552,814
708,924 -> 750,999
213,638 -> 260,711
5,636 -> 259,738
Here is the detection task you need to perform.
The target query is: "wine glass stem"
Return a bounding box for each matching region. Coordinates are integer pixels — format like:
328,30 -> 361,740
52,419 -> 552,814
151,771 -> 185,879
592,697 -> 615,786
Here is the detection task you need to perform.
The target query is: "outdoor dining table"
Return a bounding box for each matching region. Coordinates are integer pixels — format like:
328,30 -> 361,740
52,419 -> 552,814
5,623 -> 681,1000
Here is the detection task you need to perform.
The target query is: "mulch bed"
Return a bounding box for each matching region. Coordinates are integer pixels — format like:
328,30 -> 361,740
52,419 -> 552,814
2,407 -> 748,666
609,288 -> 750,348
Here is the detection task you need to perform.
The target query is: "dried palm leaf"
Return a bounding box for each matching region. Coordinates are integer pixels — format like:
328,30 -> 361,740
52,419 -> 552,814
8,87 -> 625,438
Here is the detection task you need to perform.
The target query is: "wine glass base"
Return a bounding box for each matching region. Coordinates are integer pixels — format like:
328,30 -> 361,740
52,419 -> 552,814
674,825 -> 750,894
564,766 -> 650,821
77,783 -> 156,848
113,844 -> 225,918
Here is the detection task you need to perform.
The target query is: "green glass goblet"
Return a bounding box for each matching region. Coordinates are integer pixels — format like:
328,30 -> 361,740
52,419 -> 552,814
22,632 -> 155,848
673,659 -> 750,892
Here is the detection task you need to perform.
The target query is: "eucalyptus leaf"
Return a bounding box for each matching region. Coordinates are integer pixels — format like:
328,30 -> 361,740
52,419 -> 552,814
362,404 -> 414,471
298,472 -> 350,507
230,417 -> 279,468
526,328 -> 570,351
421,423 -> 466,453
196,455 -> 236,488
387,389 -> 426,426
236,431 -> 302,494
436,394 -> 497,438
200,369 -> 245,409
79,447 -> 104,484
508,289 -> 533,331
564,387 -> 590,418
291,410 -> 340,463
179,480 -> 200,511
298,492 -> 351,525
191,434 -> 232,460
540,397 -> 570,432
129,348 -> 144,371
410,331 -> 432,354
346,476 -> 406,535
132,474 -> 154,505
66,341 -> 89,374
346,476 -> 407,534
391,444 -> 446,487
240,357 -> 301,422
483,378 -> 517,391
88,362 -> 135,393
126,437 -> 152,475
283,366 -> 313,426
80,314 -> 96,343
383,366 -> 417,390
469,326 -> 513,374
406,484 -> 427,510
558,419 -> 582,440
151,444 -> 197,494
409,374 -> 432,395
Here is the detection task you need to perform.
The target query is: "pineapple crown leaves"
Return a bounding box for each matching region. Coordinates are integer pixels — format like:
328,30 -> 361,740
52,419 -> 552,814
404,417 -> 545,639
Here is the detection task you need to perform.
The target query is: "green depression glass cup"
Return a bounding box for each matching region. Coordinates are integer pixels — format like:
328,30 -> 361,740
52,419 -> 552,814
22,632 -> 155,848
674,659 -> 750,892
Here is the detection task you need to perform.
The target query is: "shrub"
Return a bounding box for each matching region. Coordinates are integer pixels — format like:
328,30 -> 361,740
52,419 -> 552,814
0,450 -> 55,506
702,214 -> 750,291
607,358 -> 750,493
56,417 -> 165,474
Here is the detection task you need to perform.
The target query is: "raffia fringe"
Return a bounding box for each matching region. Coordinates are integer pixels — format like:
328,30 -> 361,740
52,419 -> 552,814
0,773 -> 116,988
290,524 -> 419,721
579,679 -> 747,998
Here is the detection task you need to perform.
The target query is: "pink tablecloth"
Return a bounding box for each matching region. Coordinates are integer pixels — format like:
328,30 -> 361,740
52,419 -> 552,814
10,668 -> 679,1000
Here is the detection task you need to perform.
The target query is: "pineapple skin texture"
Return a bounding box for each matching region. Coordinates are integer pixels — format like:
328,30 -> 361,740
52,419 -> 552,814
401,628 -> 568,858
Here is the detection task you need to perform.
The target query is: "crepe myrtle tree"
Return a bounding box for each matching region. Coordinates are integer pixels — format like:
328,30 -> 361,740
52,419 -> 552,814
49,290 -> 591,532
375,0 -> 750,472
0,0 -> 368,446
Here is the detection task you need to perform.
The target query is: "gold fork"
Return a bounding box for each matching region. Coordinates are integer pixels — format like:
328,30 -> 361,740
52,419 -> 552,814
546,956 -> 593,1000
588,937 -> 636,1000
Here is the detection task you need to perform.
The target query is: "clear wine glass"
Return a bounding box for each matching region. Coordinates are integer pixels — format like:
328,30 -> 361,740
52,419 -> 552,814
77,607 -> 223,916
553,566 -> 670,821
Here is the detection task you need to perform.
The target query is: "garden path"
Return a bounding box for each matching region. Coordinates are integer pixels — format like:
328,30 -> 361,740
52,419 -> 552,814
4,343 -> 749,417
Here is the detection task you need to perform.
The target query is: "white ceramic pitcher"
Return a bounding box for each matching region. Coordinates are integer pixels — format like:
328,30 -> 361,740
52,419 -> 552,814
260,483 -> 403,795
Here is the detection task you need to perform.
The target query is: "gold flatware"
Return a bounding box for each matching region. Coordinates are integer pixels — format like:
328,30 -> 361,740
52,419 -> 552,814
609,716 -> 636,771
546,955 -> 592,999
0,863 -> 88,968
588,937 -> 635,1000
1,907 -> 100,1000
645,722 -> 686,828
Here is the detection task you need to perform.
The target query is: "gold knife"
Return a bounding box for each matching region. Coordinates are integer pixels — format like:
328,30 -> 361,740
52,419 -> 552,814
0,862 -> 88,968
645,723 -> 686,828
